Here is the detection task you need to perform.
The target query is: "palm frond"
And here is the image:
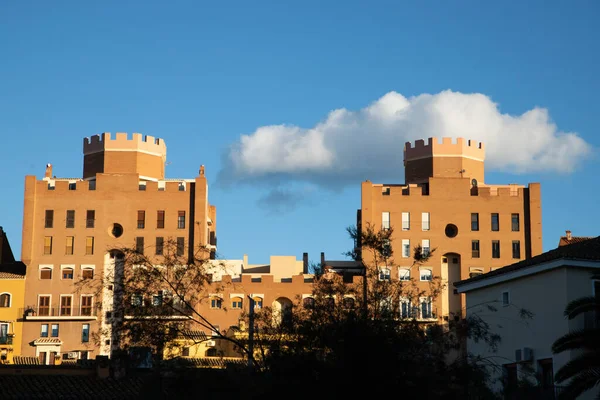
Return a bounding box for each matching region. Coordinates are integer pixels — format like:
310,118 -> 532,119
558,369 -> 600,400
555,351 -> 600,384
564,297 -> 600,319
553,329 -> 600,354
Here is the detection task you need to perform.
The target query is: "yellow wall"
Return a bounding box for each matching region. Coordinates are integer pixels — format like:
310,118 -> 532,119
0,277 -> 26,363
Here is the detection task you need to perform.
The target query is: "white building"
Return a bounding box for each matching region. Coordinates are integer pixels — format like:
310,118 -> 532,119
455,236 -> 600,399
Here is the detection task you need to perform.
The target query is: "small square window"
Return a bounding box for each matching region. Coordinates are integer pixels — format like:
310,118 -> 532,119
420,269 -> 433,281
68,182 -> 76,190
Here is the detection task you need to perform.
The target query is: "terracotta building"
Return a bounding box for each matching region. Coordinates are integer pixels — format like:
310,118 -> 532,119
19,133 -> 217,363
357,137 -> 543,320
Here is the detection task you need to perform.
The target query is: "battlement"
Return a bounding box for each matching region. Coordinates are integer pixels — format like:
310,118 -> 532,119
404,137 -> 485,162
83,132 -> 167,156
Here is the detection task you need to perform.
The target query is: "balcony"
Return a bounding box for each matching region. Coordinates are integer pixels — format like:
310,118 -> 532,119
0,335 -> 13,345
124,303 -> 194,320
21,307 -> 99,321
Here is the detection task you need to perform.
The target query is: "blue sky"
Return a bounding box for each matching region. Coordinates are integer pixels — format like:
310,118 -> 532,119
1,1 -> 598,265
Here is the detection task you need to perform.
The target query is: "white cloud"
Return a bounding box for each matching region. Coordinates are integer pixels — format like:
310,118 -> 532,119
219,90 -> 591,192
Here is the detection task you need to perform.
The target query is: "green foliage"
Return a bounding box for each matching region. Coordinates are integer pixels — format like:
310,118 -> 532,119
552,295 -> 600,399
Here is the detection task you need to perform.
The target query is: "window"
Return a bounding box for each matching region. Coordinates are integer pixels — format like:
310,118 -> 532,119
45,210 -> 54,228
402,239 -> 410,258
379,267 -> 391,281
210,297 -> 222,309
381,212 -> 390,230
131,293 -> 142,307
491,213 -> 499,231
137,211 -> 145,229
152,292 -> 163,306
469,268 -> 483,278
420,297 -> 433,319
158,181 -> 166,191
40,267 -> 52,280
157,211 -> 165,229
492,240 -> 500,258
182,347 -> 190,357
343,297 -> 355,309
402,212 -> 410,230
502,291 -> 510,306
382,187 -> 390,195
156,237 -> 164,255
60,296 -> 72,316
231,297 -> 243,309
41,324 -> 49,338
135,237 -> 144,254
471,213 -> 479,231
88,180 -> 96,190
51,324 -> 59,337
178,182 -> 185,191
0,293 -> 11,307
82,267 -> 94,280
177,237 -> 185,256
420,269 -> 433,281
66,210 -> 75,228
82,324 -> 90,343
398,268 -> 410,281
38,296 -> 50,316
68,182 -> 76,190
44,236 -> 53,255
86,210 -> 95,228
178,211 -> 186,229
81,296 -> 93,316
138,182 -> 146,191
85,237 -> 94,255
422,212 -> 430,231
252,297 -> 263,309
62,266 -> 74,279
65,237 -> 74,255
471,240 -> 480,258
512,241 -> 521,259
400,298 -> 411,319
511,213 -> 520,232
422,239 -> 430,257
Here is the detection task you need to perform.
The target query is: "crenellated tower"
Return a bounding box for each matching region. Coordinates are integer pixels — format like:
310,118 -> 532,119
403,137 -> 485,184
83,132 -> 167,180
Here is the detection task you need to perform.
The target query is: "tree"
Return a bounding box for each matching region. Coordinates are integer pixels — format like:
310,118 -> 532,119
77,238 -> 255,367
236,224 -> 499,398
552,295 -> 600,399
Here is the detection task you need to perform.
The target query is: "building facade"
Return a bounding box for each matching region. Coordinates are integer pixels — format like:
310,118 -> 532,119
455,236 -> 600,399
19,133 -> 217,363
358,137 -> 543,320
0,227 -> 26,364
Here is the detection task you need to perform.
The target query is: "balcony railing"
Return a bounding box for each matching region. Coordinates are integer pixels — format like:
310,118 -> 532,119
0,335 -> 13,345
124,303 -> 194,319
21,306 -> 99,320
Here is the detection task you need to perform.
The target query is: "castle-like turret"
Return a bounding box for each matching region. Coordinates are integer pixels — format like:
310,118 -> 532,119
83,132 -> 167,180
403,137 -> 485,184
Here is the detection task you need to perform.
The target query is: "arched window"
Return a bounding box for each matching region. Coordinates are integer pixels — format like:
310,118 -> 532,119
231,297 -> 243,309
0,293 -> 11,308
206,347 -> 217,357
210,297 -> 222,309
303,297 -> 315,309
343,297 -> 355,309
40,267 -> 52,280
252,297 -> 263,309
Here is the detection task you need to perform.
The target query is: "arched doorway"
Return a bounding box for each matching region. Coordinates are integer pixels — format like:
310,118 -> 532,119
272,297 -> 293,327
440,253 -> 462,318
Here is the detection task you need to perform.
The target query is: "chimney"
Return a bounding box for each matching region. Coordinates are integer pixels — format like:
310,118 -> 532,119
320,252 -> 325,269
566,230 -> 572,240
302,252 -> 308,274
44,163 -> 53,179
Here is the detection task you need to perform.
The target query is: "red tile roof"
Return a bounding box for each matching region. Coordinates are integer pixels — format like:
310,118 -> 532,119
559,236 -> 594,247
456,236 -> 600,288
